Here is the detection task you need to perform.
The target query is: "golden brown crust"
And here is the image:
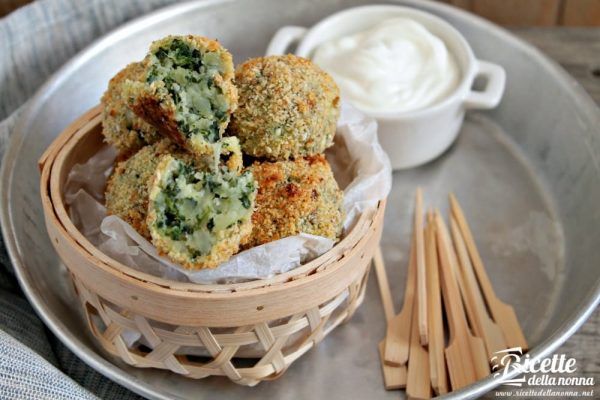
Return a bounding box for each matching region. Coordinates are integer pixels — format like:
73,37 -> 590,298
128,81 -> 184,148
246,154 -> 344,247
100,62 -> 162,154
230,54 -> 340,160
105,140 -> 178,239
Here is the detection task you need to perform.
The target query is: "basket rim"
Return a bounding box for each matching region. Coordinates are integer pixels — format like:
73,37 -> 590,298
41,106 -> 387,295
42,193 -> 382,326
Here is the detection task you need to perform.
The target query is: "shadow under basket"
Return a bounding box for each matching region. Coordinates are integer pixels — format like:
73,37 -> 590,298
39,106 -> 386,386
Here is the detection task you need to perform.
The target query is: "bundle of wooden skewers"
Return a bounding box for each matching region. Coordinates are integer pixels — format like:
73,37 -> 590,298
375,189 -> 528,398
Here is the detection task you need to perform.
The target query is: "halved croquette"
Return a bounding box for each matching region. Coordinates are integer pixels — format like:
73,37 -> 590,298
105,136 -> 243,239
147,155 -> 256,269
126,35 -> 237,157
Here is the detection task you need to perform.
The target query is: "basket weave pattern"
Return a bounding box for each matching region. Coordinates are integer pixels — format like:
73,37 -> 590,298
73,265 -> 370,385
40,107 -> 385,385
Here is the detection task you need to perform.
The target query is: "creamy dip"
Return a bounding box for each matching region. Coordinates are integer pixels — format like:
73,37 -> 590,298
312,17 -> 460,114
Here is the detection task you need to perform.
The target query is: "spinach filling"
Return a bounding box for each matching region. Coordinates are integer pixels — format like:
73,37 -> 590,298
152,157 -> 256,260
147,39 -> 229,143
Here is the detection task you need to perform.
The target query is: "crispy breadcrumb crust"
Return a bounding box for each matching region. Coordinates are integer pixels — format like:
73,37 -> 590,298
105,140 -> 179,239
230,55 -> 340,160
245,154 -> 344,247
126,35 -> 237,157
100,62 -> 162,154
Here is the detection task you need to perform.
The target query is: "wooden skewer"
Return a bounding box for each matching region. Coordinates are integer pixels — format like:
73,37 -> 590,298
436,213 -> 479,345
449,194 -> 528,351
406,273 -> 431,400
374,247 -> 395,323
424,218 -> 439,392
378,343 -> 407,390
373,247 -> 407,389
425,212 -> 448,395
434,210 -> 482,389
415,188 -> 428,346
438,211 -> 490,380
451,216 -> 507,360
384,232 -> 417,366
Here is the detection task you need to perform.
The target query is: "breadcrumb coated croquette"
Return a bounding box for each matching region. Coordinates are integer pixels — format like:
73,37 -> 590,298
105,140 -> 179,239
101,62 -> 162,154
125,35 -> 237,157
245,154 -> 344,247
147,155 -> 256,269
105,135 -> 244,239
230,55 -> 340,160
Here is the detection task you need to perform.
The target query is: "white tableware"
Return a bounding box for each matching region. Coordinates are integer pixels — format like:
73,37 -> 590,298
267,5 -> 506,169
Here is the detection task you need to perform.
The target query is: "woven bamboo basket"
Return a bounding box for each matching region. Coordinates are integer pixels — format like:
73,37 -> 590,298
39,106 -> 386,386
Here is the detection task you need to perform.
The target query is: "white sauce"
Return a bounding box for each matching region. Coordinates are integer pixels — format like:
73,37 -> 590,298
312,18 -> 460,114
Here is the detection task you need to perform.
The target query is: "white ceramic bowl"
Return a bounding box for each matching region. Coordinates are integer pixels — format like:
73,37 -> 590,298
266,5 -> 506,170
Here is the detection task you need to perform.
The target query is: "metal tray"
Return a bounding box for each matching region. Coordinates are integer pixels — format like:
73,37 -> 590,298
1,0 -> 599,398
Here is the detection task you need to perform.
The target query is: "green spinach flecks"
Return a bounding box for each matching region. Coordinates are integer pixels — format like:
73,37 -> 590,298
147,39 -> 230,144
151,157 -> 256,260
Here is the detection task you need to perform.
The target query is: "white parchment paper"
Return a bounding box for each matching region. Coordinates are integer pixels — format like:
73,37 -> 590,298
64,102 -> 391,284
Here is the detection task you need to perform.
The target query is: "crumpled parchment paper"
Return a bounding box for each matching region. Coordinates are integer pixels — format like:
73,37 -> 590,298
64,102 -> 391,284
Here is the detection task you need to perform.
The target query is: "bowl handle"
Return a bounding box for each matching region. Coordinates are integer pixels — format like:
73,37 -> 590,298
266,26 -> 308,55
464,60 -> 506,110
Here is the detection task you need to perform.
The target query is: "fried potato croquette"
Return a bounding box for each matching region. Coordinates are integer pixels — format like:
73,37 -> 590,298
246,154 -> 344,247
105,140 -> 180,238
101,62 -> 162,154
147,155 -> 256,269
230,55 -> 340,160
105,135 -> 244,238
125,35 -> 237,157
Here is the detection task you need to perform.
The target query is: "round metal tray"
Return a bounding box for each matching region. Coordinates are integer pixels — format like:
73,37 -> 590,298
1,0 -> 599,399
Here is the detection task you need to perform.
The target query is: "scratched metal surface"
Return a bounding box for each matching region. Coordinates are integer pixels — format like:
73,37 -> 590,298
1,1 -> 599,399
